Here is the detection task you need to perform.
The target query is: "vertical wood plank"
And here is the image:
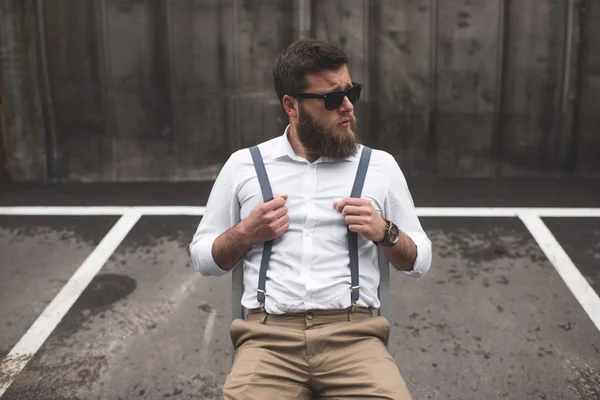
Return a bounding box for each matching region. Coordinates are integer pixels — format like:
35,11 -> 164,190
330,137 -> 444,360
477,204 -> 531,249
40,0 -> 113,181
575,0 -> 600,175
500,0 -> 569,175
296,0 -> 311,39
168,0 -> 236,180
557,0 -> 581,174
0,0 -> 47,181
434,0 -> 501,176
235,0 -> 295,149
368,0 -> 434,175
103,0 -> 175,180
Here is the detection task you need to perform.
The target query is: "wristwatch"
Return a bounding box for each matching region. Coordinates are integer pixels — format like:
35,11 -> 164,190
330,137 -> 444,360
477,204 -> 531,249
373,219 -> 400,247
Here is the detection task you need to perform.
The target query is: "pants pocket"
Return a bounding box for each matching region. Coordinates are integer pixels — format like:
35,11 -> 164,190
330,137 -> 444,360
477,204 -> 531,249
375,316 -> 390,346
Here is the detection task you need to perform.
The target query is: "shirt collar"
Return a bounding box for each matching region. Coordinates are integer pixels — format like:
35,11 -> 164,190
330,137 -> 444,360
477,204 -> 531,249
271,125 -> 296,160
271,125 -> 362,163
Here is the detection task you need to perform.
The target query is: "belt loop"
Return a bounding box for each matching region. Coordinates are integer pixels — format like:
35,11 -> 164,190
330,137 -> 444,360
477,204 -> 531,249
348,303 -> 357,322
258,304 -> 267,324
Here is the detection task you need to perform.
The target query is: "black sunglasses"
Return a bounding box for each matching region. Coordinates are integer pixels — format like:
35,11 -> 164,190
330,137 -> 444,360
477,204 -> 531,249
293,83 -> 362,110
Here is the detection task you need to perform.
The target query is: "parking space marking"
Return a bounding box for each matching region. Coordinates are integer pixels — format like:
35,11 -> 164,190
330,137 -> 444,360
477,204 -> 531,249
1,206 -> 599,396
0,212 -> 142,398
519,211 -> 600,332
416,208 -> 600,217
0,206 -> 206,216
1,206 -> 600,217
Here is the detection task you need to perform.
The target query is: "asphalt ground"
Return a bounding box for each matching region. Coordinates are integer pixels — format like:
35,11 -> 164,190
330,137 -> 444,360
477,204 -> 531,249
0,178 -> 599,400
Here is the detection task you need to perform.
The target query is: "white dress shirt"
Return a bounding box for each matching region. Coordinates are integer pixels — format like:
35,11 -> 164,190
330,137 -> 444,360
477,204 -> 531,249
190,126 -> 432,314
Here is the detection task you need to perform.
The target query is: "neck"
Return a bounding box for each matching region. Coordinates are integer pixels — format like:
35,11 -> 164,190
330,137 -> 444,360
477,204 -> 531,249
288,123 -> 320,163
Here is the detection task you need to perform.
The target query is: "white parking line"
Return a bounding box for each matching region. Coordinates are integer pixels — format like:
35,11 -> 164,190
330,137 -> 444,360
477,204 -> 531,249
416,207 -> 600,217
0,206 -> 206,216
0,205 -> 599,395
0,212 -> 142,397
0,206 -> 599,217
519,211 -> 600,332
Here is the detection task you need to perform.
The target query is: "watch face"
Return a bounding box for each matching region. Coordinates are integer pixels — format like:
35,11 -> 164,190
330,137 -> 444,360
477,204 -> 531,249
388,223 -> 400,243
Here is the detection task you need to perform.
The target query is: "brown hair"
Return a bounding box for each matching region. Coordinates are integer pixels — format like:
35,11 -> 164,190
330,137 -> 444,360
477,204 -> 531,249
272,39 -> 349,104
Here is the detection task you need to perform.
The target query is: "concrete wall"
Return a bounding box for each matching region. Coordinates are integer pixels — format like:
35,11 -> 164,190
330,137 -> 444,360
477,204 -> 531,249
1,0 -> 599,182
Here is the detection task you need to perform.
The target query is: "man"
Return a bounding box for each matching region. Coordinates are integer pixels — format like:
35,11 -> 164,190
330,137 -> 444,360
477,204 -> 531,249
190,39 -> 432,399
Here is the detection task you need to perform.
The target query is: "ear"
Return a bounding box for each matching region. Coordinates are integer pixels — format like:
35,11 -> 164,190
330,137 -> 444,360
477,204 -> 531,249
282,95 -> 299,119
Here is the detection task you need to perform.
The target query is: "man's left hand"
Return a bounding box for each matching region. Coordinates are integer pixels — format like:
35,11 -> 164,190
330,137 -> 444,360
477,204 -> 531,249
334,198 -> 387,242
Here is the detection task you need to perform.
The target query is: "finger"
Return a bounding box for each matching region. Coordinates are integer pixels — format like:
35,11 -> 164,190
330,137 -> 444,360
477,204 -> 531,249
273,194 -> 288,201
334,199 -> 347,212
277,214 -> 289,229
347,224 -> 366,234
344,215 -> 369,226
265,196 -> 287,211
276,221 -> 290,237
271,206 -> 288,220
270,216 -> 289,236
263,207 -> 288,227
341,205 -> 365,216
335,198 -> 367,212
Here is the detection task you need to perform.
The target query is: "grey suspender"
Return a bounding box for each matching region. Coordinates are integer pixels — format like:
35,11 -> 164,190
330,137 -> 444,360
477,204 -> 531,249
249,145 -> 372,306
348,146 -> 372,304
249,146 -> 274,305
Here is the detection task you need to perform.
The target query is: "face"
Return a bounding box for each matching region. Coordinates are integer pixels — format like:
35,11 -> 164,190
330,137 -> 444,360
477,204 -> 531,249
294,65 -> 359,159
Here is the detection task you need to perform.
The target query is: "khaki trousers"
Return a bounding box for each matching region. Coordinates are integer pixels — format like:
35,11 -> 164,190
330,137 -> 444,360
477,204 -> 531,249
223,307 -> 412,400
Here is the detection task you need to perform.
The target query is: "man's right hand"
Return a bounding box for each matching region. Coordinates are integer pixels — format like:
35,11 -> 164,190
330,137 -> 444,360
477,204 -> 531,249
240,194 -> 290,243
211,194 -> 289,271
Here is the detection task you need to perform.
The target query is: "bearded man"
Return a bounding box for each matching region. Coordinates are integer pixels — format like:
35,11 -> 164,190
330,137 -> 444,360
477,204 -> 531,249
190,39 -> 432,399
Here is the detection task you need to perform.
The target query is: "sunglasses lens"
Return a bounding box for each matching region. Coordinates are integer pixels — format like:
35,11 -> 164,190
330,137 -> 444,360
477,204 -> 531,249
325,92 -> 345,110
347,85 -> 361,104
323,85 -> 362,110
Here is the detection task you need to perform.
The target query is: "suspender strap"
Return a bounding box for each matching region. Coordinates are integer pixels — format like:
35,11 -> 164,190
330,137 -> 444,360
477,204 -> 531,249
249,145 -> 372,306
249,146 -> 273,305
348,146 -> 372,304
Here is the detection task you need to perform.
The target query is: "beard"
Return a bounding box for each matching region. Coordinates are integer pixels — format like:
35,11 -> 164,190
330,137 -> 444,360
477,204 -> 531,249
296,104 -> 359,159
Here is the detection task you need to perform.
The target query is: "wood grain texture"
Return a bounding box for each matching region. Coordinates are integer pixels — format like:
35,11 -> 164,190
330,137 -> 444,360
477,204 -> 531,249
368,0 -> 434,175
168,0 -> 237,180
4,0 -> 600,181
575,0 -> 600,176
434,0 -> 501,176
40,0 -> 113,181
103,0 -> 176,180
0,0 -> 47,181
500,0 -> 569,176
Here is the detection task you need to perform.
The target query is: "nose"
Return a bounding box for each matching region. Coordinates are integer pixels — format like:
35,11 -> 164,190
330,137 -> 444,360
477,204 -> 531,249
338,95 -> 354,113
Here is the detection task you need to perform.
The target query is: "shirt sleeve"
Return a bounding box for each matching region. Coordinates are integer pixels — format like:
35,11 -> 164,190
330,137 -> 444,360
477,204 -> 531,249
383,154 -> 432,277
189,153 -> 241,276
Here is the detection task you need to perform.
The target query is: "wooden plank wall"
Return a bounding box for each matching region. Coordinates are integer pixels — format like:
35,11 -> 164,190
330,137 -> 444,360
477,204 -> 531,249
2,0 -> 599,181
500,0 -> 572,176
0,0 -> 47,181
576,0 -> 600,175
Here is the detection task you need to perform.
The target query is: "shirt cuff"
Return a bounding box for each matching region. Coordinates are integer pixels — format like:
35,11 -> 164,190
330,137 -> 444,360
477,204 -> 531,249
396,234 -> 432,277
189,233 -> 229,277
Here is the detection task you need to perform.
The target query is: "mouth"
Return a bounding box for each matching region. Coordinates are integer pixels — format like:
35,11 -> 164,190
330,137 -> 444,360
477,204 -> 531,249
338,119 -> 351,127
